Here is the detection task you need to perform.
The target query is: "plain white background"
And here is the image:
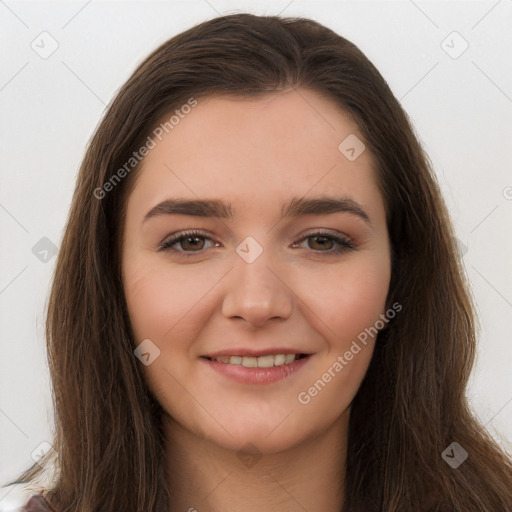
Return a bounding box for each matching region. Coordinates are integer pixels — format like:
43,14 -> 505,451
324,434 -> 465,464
1,0 -> 511,509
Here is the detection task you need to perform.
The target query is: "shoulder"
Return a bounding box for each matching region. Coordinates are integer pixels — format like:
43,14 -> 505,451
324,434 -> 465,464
21,494 -> 56,512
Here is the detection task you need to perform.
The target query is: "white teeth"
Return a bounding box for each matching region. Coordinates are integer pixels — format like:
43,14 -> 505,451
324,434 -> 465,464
274,354 -> 285,366
257,355 -> 274,368
284,354 -> 295,364
242,357 -> 258,368
211,353 -> 303,367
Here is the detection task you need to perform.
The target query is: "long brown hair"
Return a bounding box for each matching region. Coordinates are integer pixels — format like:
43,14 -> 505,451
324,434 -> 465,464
5,13 -> 512,511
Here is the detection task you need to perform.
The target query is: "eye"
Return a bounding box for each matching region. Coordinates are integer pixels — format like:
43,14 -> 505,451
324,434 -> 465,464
292,230 -> 356,254
158,229 -> 356,257
158,230 -> 219,256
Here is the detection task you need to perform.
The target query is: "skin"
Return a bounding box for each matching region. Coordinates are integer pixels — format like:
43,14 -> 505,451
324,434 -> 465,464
121,88 -> 391,512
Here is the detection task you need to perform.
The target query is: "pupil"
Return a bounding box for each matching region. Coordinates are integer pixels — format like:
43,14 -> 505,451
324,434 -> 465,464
184,236 -> 204,250
311,236 -> 331,250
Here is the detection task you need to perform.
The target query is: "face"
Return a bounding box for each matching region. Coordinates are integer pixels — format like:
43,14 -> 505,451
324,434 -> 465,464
121,88 -> 391,454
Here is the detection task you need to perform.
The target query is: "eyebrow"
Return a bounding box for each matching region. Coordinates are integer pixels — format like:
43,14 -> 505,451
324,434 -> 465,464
143,196 -> 371,225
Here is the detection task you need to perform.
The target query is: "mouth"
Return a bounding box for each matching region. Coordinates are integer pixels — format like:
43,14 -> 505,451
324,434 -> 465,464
200,353 -> 310,368
199,351 -> 313,385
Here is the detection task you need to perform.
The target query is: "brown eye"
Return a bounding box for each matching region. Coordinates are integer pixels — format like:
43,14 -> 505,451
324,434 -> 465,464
159,229 -> 356,257
179,236 -> 206,251
158,230 -> 217,255
307,235 -> 336,251
293,232 -> 356,254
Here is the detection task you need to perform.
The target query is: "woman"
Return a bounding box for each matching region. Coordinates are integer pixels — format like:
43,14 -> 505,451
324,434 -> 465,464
5,12 -> 512,512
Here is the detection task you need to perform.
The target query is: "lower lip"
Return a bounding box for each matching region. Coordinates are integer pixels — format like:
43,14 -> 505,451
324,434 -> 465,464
200,356 -> 312,385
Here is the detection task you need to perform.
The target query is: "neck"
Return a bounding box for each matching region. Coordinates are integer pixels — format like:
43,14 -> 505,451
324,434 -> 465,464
163,412 -> 348,512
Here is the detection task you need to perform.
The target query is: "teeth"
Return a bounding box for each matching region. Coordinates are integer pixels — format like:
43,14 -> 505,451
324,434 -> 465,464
284,354 -> 295,364
257,355 -> 274,368
274,354 -> 285,366
243,357 -> 258,368
211,353 -> 303,367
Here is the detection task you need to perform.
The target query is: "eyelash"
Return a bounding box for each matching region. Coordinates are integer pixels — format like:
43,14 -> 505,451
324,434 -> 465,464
158,229 -> 356,257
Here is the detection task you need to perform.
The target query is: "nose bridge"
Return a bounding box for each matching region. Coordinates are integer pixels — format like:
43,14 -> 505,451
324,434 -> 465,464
221,234 -> 293,326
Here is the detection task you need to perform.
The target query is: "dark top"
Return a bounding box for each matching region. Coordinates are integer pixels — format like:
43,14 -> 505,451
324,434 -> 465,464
22,494 -> 56,512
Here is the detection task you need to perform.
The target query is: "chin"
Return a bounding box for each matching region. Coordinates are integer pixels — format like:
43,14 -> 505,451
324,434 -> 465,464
196,406 -> 331,456
213,427 -> 308,456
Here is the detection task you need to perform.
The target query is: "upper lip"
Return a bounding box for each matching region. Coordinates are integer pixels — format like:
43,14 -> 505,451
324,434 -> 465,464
202,348 -> 311,358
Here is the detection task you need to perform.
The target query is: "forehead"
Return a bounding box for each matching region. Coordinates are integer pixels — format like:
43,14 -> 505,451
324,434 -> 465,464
126,88 -> 383,222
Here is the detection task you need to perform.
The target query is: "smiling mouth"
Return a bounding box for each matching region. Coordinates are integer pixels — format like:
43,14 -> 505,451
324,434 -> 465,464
201,353 -> 309,368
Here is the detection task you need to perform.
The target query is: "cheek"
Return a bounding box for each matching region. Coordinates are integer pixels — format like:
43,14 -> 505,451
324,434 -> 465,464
292,257 -> 390,423
123,257 -> 215,343
298,254 -> 391,350
124,247 -> 391,353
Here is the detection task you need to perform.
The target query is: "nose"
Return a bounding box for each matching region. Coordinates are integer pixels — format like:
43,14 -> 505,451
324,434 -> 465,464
221,250 -> 293,328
